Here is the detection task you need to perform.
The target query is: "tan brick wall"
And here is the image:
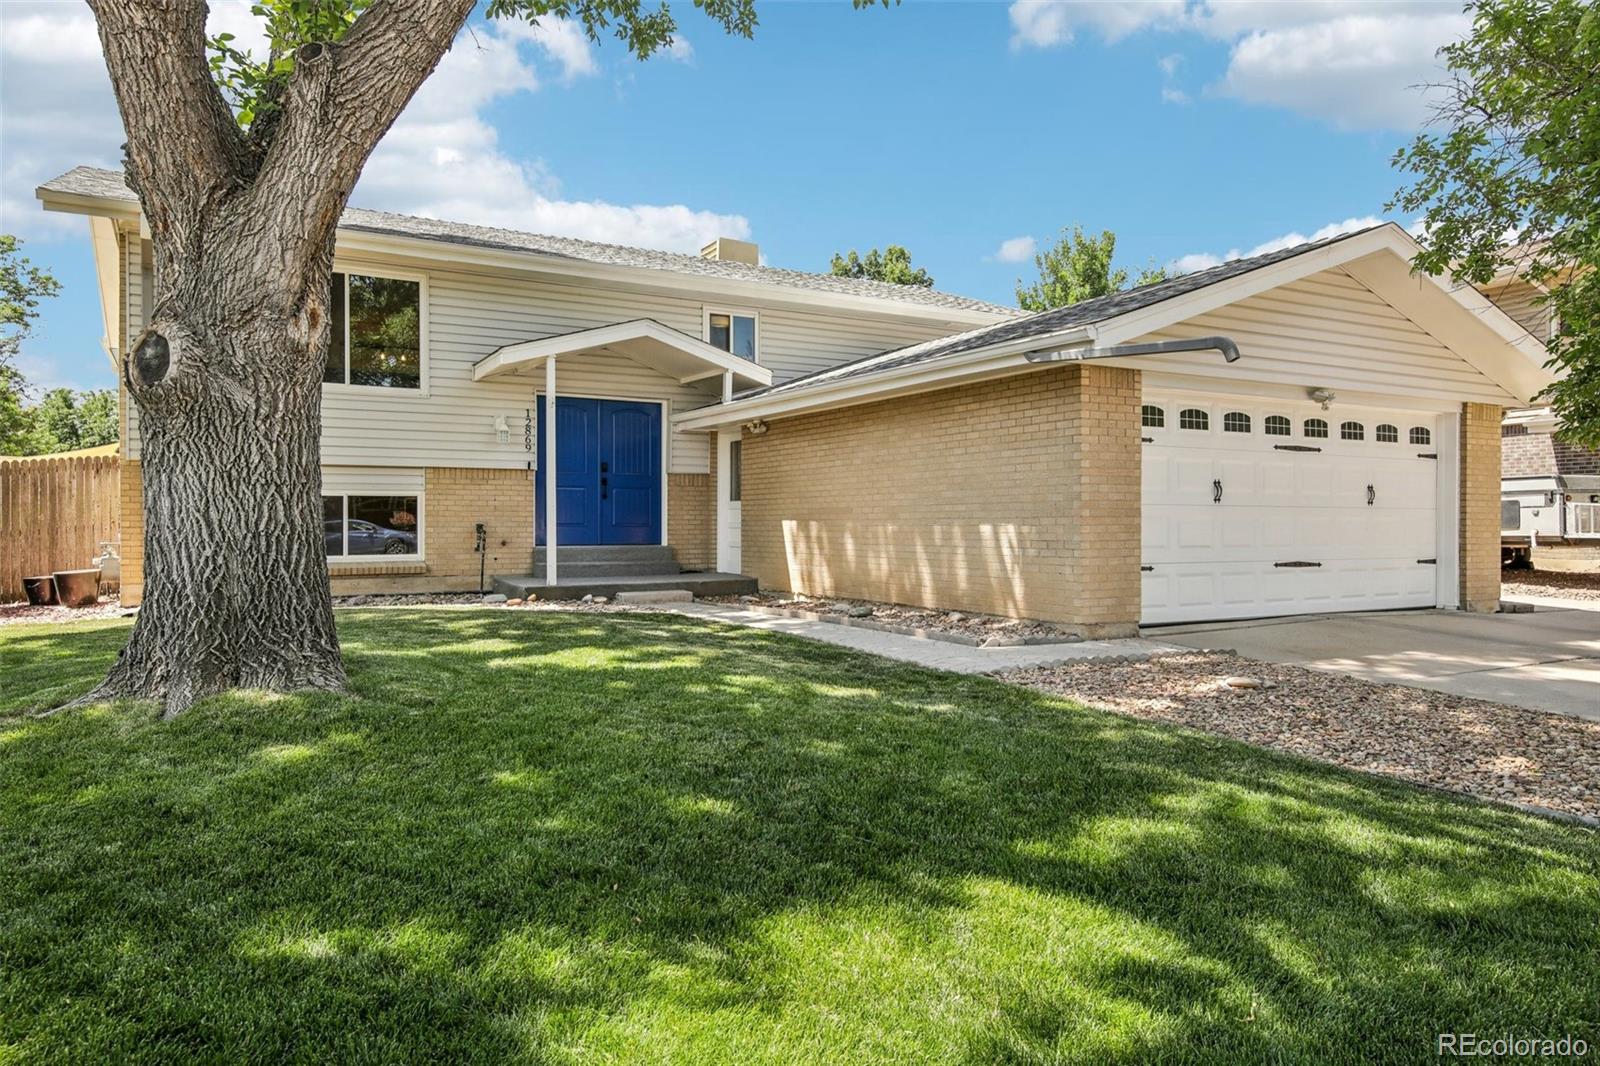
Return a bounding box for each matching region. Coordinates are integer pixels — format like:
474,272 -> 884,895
1460,402 -> 1503,611
331,467 -> 534,595
739,365 -> 1141,636
667,472 -> 714,570
119,459 -> 145,606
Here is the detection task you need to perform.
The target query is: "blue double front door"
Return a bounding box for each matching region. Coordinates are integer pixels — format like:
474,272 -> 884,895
537,397 -> 662,546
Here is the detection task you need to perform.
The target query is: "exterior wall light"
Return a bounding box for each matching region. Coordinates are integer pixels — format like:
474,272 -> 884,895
493,415 -> 511,444
1308,388 -> 1336,409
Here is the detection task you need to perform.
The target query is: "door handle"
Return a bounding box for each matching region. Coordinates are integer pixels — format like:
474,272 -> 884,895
1213,479 -> 1223,503
1367,484 -> 1375,506
601,477 -> 608,499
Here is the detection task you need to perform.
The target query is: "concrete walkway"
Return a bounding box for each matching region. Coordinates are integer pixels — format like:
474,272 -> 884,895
1159,607 -> 1600,720
671,602 -> 1182,674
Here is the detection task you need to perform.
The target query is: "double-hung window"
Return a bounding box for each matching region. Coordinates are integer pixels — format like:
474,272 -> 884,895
705,309 -> 758,362
325,271 -> 424,389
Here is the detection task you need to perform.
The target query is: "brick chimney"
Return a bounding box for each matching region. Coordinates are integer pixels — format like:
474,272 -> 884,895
699,237 -> 759,266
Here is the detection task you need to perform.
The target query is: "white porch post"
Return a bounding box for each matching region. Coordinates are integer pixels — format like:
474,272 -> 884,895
722,370 -> 734,404
545,355 -> 558,586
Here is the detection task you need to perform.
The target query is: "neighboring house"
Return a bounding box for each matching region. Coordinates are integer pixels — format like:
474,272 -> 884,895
40,168 -> 1553,632
1476,246 -> 1600,572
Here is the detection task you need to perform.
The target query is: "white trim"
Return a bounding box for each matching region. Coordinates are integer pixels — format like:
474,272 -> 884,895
545,357 -> 557,584
716,429 -> 742,572
1436,410 -> 1461,608
702,305 -> 762,366
473,318 -> 770,389
323,262 -> 430,398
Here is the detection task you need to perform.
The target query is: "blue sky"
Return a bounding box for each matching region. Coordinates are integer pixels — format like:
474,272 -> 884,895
0,1 -> 1468,394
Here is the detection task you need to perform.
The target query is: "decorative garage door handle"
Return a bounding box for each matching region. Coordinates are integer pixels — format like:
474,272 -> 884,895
1274,560 -> 1322,568
1367,484 -> 1375,506
1274,444 -> 1322,453
1213,479 -> 1223,503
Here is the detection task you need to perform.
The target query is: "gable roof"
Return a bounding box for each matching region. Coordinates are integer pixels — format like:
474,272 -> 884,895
677,222 -> 1557,431
36,166 -> 1015,317
749,225 -> 1387,399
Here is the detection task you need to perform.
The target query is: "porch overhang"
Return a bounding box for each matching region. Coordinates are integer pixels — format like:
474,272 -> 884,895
472,318 -> 772,389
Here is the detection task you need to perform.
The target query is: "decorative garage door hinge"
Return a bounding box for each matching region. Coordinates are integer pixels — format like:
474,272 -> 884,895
1141,436 -> 1154,443
1274,444 -> 1322,453
1273,560 -> 1322,568
1417,452 -> 1438,459
1417,558 -> 1437,565
1140,565 -> 1154,572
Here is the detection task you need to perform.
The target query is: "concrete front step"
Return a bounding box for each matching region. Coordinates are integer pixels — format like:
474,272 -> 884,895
542,560 -> 684,578
533,545 -> 677,565
492,571 -> 757,602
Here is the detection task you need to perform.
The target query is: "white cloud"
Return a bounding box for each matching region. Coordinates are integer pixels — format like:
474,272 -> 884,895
1161,87 -> 1191,105
990,236 -> 1037,263
357,21 -> 747,250
0,6 -> 747,254
1158,53 -> 1183,77
1006,1 -> 1469,130
666,36 -> 694,63
1173,215 -> 1387,272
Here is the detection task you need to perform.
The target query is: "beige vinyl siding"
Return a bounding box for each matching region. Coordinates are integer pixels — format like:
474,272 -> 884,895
1124,267 -> 1514,406
124,244 -> 977,473
1482,278 -> 1552,343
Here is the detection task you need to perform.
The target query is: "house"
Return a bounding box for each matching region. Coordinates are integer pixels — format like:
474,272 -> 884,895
39,167 -> 1555,632
1478,248 -> 1600,572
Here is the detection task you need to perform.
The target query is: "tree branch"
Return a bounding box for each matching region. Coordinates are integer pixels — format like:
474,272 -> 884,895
247,0 -> 477,277
87,0 -> 249,239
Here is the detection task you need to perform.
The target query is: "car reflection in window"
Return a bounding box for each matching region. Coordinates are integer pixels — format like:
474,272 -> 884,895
348,520 -> 417,555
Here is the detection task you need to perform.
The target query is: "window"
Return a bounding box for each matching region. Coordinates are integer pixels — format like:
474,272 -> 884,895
728,440 -> 742,502
323,494 -> 421,558
1304,418 -> 1329,439
1141,405 -> 1165,428
1179,408 -> 1209,430
324,272 -> 423,389
1410,426 -> 1432,446
1264,415 -> 1291,436
706,309 -> 757,361
1223,411 -> 1251,433
1376,423 -> 1399,443
1340,421 -> 1364,441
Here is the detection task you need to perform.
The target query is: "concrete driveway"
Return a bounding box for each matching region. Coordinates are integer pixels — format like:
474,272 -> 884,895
1156,606 -> 1600,720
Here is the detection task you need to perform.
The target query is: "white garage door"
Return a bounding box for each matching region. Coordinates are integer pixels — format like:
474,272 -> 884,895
1141,394 -> 1441,624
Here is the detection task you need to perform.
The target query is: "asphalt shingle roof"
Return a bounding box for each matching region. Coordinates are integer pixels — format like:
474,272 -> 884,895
745,223 -> 1398,399
37,166 -> 1016,317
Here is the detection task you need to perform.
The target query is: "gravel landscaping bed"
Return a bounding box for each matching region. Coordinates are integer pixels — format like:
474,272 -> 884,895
0,597 -> 128,627
1001,652 -> 1600,822
702,592 -> 1077,643
1502,568 -> 1600,602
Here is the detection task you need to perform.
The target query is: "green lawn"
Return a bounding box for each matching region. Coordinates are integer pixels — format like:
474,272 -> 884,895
2,611 -> 1596,1064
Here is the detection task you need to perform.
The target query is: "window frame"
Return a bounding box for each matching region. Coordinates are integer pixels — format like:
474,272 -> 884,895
1303,418 -> 1329,439
322,490 -> 426,563
1340,420 -> 1365,441
702,306 -> 761,365
324,263 -> 430,395
1264,415 -> 1292,437
1178,408 -> 1209,431
727,439 -> 742,502
1376,424 -> 1399,443
1222,411 -> 1251,434
1140,404 -> 1165,429
1410,426 -> 1432,446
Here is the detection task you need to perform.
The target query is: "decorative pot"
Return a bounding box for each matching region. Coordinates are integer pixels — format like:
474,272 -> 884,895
22,575 -> 57,606
52,569 -> 101,608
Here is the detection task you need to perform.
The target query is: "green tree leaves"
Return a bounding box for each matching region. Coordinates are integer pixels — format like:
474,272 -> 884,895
829,245 -> 935,288
1015,226 -> 1169,312
1392,0 -> 1600,445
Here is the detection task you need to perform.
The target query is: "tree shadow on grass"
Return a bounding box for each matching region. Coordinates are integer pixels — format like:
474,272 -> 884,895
1,609 -> 1597,1063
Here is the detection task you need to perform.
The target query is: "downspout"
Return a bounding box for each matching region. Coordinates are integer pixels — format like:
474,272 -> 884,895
1023,335 -> 1242,365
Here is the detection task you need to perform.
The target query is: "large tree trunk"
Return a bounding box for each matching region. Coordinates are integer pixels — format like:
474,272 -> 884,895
84,222 -> 344,716
76,0 -> 476,716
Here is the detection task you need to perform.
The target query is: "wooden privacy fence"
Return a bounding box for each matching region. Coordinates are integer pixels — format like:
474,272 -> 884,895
0,455 -> 120,601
